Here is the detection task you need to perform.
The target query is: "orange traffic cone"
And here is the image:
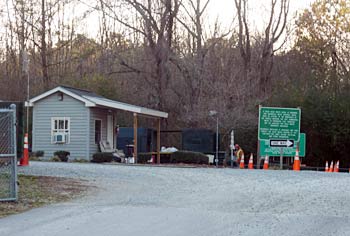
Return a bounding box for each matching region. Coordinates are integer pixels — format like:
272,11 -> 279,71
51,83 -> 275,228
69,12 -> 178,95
239,154 -> 245,169
263,155 -> 269,170
293,148 -> 300,171
248,153 -> 254,169
329,161 -> 334,172
334,160 -> 339,172
19,133 -> 29,166
325,161 -> 329,172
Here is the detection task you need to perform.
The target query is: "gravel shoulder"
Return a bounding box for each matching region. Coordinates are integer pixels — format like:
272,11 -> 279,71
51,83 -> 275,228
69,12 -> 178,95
1,161 -> 349,236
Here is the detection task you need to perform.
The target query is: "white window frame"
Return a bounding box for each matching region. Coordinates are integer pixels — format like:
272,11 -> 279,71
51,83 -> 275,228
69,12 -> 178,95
94,119 -> 102,144
51,117 -> 70,144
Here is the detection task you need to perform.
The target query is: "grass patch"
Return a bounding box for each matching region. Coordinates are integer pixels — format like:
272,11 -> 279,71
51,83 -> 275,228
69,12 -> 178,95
0,175 -> 90,218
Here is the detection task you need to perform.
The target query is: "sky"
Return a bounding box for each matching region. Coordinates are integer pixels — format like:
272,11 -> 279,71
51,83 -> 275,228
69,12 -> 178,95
80,0 -> 316,42
194,0 -> 315,32
0,0 -> 316,50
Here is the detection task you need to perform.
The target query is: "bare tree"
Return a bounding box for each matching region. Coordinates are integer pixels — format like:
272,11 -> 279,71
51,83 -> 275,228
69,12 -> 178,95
173,0 -> 210,111
234,0 -> 251,83
234,0 -> 290,95
99,0 -> 180,111
259,0 -> 289,94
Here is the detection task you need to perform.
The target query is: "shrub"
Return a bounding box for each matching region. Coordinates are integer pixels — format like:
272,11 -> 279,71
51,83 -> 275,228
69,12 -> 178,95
50,156 -> 61,162
29,150 -> 45,160
29,156 -> 40,161
170,151 -> 209,164
72,159 -> 89,163
91,152 -> 114,163
53,151 -> 70,162
160,154 -> 171,163
35,150 -> 45,157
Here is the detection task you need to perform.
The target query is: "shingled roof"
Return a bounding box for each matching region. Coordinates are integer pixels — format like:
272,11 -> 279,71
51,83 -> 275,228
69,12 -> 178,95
27,86 -> 168,118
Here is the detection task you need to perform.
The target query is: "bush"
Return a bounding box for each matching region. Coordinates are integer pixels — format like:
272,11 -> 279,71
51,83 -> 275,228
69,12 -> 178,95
72,159 -> 89,163
91,152 -> 114,163
35,150 -> 45,157
29,150 -> 45,160
53,151 -> 70,162
50,156 -> 61,162
29,156 -> 40,161
170,151 -> 209,164
160,154 -> 171,163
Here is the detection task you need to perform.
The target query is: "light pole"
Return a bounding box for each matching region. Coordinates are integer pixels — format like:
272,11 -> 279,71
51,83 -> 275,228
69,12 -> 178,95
19,50 -> 30,166
23,50 -> 29,134
209,110 -> 219,168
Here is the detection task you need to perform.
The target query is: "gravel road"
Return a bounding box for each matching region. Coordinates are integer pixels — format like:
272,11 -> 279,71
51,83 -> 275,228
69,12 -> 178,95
1,162 -> 350,236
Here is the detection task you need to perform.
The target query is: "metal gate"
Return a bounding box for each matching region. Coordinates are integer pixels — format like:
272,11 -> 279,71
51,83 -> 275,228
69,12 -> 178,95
0,104 -> 18,201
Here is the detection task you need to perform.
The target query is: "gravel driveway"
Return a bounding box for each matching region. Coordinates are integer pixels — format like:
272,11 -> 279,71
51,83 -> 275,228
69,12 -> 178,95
1,162 -> 350,236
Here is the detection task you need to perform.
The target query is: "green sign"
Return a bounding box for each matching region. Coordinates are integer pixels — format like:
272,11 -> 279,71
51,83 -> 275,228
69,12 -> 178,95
258,107 -> 301,141
260,133 -> 306,157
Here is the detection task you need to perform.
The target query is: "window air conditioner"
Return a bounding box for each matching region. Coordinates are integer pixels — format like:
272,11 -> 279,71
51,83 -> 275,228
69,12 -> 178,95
54,133 -> 66,144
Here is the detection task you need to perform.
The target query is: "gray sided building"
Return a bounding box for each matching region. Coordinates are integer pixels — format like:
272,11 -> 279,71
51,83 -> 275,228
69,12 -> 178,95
27,86 -> 168,160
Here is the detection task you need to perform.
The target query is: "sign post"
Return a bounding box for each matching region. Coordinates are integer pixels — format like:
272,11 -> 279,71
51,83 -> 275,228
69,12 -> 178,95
258,107 -> 301,169
280,147 -> 283,169
230,130 -> 234,168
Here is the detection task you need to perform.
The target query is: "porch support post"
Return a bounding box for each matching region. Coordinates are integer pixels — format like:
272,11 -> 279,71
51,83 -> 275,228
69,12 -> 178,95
157,118 -> 161,164
133,113 -> 138,163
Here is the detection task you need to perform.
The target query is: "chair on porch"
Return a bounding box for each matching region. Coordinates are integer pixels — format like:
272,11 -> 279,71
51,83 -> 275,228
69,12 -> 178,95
99,141 -> 125,160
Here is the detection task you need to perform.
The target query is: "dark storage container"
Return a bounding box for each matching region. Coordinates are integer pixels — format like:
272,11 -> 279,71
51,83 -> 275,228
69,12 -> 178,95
182,128 -> 220,153
117,127 -> 156,155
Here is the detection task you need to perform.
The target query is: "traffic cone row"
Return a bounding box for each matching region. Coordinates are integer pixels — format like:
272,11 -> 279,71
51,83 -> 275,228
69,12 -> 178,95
238,153 -> 255,169
325,160 -> 340,172
233,151 -> 345,173
235,153 -> 273,170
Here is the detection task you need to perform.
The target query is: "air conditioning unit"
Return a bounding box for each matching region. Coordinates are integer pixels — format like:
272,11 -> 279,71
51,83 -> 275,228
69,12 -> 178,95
54,133 -> 66,144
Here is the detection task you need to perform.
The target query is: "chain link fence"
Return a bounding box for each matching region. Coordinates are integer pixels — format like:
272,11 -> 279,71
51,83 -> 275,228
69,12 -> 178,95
0,104 -> 17,201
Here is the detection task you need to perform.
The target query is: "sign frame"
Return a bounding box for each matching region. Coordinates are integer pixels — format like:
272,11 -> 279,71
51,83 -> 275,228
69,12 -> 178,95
270,140 -> 294,148
258,106 -> 301,142
260,133 -> 306,157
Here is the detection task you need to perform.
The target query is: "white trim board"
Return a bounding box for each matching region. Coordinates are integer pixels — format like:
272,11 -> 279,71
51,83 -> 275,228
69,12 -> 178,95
27,86 -> 168,119
84,96 -> 168,118
27,87 -> 95,107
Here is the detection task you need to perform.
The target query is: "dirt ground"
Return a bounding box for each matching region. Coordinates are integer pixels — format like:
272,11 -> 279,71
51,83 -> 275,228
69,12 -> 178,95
0,175 -> 90,218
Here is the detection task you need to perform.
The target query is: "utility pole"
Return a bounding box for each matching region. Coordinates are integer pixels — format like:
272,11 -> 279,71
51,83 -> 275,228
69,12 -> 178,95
216,116 -> 219,168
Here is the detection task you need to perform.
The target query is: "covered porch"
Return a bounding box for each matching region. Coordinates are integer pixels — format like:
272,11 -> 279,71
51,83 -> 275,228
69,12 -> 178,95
85,95 -> 168,164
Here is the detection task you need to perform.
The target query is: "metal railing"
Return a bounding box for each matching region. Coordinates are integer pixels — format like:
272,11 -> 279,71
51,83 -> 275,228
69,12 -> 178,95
0,104 -> 18,201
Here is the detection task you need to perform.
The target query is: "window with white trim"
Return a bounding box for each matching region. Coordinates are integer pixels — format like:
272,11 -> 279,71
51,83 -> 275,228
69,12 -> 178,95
51,117 -> 70,144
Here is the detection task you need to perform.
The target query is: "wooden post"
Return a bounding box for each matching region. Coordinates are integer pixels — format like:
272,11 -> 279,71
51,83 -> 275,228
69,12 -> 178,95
133,113 -> 138,163
157,118 -> 161,164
